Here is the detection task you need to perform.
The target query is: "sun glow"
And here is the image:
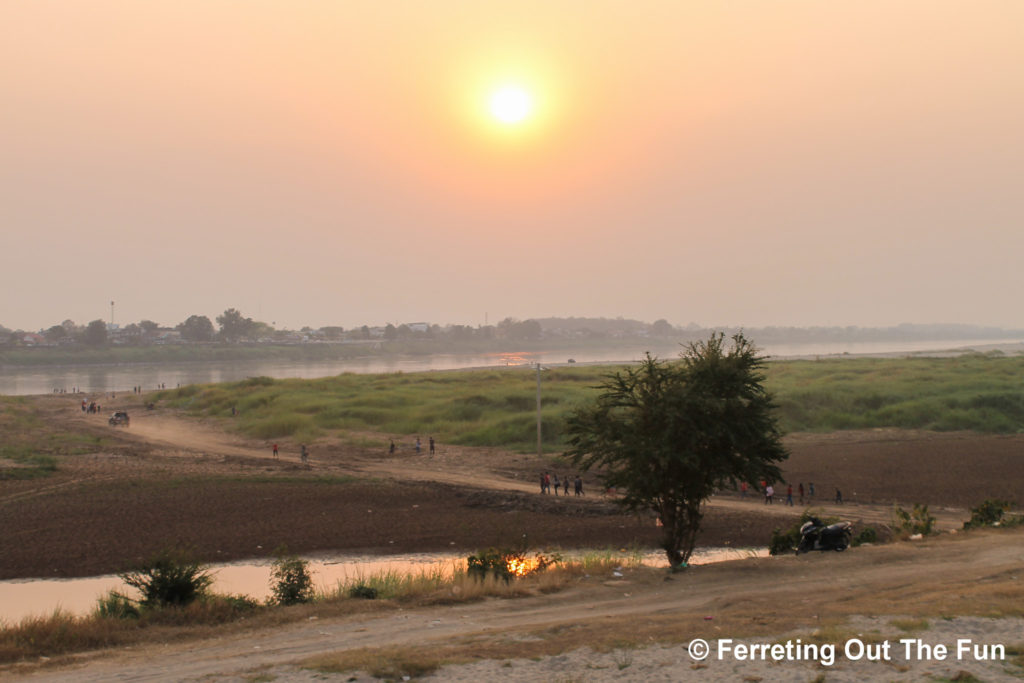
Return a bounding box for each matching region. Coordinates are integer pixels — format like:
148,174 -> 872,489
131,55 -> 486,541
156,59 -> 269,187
489,85 -> 533,124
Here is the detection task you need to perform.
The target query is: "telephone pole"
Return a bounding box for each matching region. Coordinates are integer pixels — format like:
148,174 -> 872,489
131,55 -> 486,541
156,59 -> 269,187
536,362 -> 542,457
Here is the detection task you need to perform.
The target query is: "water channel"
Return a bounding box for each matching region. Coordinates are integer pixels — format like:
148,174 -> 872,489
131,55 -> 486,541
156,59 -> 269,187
0,548 -> 766,624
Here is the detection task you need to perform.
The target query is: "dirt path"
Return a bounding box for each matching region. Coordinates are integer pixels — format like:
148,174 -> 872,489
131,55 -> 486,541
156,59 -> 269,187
15,528 -> 1024,682
111,411 -> 972,532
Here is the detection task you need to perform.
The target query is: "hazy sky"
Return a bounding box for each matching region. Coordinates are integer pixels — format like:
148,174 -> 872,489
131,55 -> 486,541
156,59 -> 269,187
3,1 -> 1022,331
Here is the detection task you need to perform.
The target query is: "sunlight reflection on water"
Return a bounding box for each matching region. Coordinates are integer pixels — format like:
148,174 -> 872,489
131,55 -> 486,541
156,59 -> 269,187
0,547 -> 766,623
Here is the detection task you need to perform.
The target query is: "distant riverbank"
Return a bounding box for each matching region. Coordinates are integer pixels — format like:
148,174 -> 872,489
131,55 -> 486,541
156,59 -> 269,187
2,338 -> 1020,397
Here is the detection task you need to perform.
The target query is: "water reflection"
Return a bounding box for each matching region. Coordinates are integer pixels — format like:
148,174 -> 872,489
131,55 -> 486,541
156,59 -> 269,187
0,547 -> 766,624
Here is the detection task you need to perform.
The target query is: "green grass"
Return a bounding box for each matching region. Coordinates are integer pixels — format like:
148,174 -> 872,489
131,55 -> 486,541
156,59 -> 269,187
153,355 -> 1024,452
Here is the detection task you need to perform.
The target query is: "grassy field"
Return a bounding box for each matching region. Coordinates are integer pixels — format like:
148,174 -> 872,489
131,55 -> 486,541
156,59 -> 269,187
153,354 -> 1024,451
0,396 -> 108,479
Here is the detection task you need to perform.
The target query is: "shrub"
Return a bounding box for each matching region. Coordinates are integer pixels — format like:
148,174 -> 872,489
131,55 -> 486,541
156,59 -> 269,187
95,591 -> 140,620
851,526 -> 878,547
963,499 -> 1018,529
119,550 -> 213,608
892,503 -> 935,536
269,550 -> 315,606
466,546 -> 559,583
347,584 -> 379,600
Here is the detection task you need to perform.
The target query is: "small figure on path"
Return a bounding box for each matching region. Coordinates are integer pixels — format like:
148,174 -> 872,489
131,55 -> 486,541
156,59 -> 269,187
415,437 -> 421,454
539,472 -> 546,494
798,482 -> 805,505
574,475 -> 583,496
809,481 -> 815,498
765,484 -> 774,505
389,440 -> 396,455
429,436 -> 435,456
834,488 -> 843,504
300,444 -> 308,464
544,472 -> 551,494
786,484 -> 794,506
740,481 -> 748,498
552,474 -> 561,494
272,443 -> 279,458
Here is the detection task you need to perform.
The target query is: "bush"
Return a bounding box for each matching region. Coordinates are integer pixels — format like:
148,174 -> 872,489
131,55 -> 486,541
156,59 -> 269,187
95,591 -> 140,620
963,499 -> 1018,529
269,549 -> 315,606
892,503 -> 935,536
466,546 -> 559,582
851,526 -> 878,547
348,584 -> 379,600
119,550 -> 213,608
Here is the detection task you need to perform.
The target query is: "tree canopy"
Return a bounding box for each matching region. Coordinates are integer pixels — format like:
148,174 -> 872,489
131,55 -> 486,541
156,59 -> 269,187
216,308 -> 255,342
177,315 -> 215,342
82,319 -> 108,346
563,333 -> 788,569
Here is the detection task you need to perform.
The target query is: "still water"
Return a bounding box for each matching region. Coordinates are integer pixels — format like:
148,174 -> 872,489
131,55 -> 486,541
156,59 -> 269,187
0,548 -> 766,624
2,339 -> 1019,397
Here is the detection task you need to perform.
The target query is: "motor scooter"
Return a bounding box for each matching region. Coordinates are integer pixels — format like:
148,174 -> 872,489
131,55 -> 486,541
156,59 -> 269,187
796,517 -> 852,553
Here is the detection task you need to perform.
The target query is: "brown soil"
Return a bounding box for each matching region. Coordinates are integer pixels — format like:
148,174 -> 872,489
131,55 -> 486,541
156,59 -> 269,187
4,394 -> 1024,681
2,394 -> 1023,580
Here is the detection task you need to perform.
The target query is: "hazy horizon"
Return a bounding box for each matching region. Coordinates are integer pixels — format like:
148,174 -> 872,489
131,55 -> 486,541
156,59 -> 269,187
3,2 -> 1022,332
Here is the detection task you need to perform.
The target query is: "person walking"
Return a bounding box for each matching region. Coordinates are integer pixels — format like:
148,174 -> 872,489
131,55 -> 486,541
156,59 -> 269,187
574,475 -> 583,496
429,436 -> 435,456
272,443 -> 279,458
389,439 -> 395,455
415,437 -> 421,454
552,474 -> 561,495
809,482 -> 815,498
835,488 -> 843,504
539,472 -> 546,494
798,483 -> 805,505
300,444 -> 308,464
786,484 -> 794,506
740,481 -> 748,498
765,484 -> 774,505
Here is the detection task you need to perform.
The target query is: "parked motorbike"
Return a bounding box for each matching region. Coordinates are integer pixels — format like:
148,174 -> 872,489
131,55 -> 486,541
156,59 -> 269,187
796,517 -> 852,553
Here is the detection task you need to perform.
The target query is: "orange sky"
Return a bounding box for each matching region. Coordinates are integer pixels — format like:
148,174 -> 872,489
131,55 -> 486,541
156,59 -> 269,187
2,1 -> 1023,330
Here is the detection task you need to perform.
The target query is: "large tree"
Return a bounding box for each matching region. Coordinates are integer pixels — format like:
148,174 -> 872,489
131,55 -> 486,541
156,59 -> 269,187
82,319 -> 108,346
216,308 -> 255,342
177,315 -> 215,342
564,333 -> 787,569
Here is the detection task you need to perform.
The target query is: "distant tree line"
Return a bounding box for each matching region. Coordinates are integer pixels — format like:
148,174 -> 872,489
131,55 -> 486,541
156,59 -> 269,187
2,312 -> 1021,349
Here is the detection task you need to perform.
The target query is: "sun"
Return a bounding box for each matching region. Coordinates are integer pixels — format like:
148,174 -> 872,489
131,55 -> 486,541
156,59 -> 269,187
488,85 -> 533,125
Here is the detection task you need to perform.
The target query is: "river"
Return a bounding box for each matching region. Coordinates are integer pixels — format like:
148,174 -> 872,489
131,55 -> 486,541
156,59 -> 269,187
1,339 -> 1020,397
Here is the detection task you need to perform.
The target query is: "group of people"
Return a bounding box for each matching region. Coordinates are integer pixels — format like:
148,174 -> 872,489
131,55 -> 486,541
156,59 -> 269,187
388,437 -> 436,456
539,471 -> 584,496
741,480 -> 844,506
270,443 -> 308,463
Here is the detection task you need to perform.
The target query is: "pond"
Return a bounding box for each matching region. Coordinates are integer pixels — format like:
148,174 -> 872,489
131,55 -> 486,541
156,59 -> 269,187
0,547 -> 766,624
